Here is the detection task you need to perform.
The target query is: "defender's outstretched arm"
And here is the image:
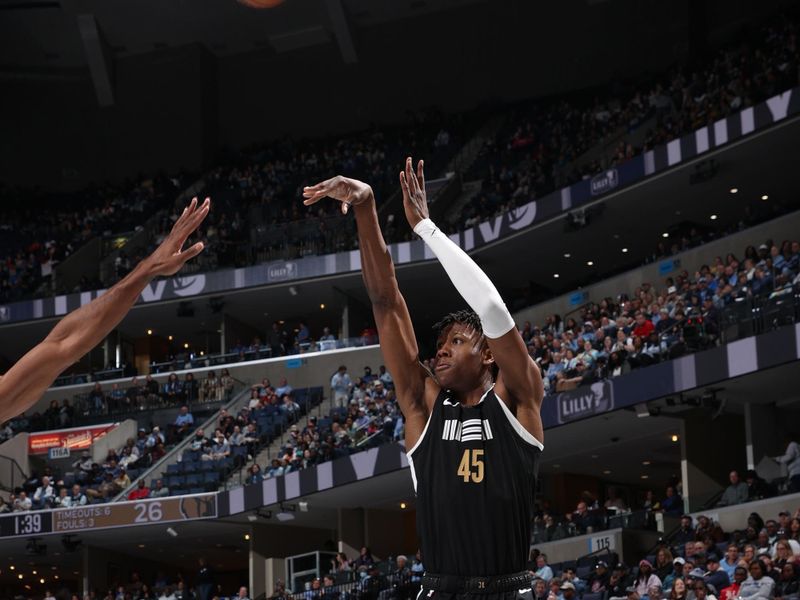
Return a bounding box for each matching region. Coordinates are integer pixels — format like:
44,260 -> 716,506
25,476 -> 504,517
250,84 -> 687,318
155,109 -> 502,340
0,197 -> 211,424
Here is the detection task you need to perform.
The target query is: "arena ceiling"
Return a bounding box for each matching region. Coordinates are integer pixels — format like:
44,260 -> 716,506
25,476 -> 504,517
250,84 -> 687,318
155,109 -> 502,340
0,0 -> 791,73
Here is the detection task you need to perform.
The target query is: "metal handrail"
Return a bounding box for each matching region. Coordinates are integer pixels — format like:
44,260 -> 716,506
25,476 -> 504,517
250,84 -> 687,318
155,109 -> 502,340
0,455 -> 29,493
110,382 -> 250,502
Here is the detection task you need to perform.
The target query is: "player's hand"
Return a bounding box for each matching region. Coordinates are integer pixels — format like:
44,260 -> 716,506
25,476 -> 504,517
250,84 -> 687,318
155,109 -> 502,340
399,157 -> 428,230
302,176 -> 373,215
146,196 -> 210,277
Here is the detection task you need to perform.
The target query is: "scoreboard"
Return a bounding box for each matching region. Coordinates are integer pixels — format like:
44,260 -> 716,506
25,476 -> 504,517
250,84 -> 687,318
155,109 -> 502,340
0,493 -> 217,538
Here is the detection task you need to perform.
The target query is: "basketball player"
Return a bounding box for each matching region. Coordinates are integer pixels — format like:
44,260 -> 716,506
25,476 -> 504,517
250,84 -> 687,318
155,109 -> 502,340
0,197 -> 211,424
303,158 -> 544,598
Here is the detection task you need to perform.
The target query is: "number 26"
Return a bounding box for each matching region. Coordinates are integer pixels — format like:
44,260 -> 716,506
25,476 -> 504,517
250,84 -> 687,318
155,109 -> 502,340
457,449 -> 484,483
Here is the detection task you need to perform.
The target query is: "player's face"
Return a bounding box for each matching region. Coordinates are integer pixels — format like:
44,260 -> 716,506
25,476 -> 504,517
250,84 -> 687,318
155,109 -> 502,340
434,323 -> 491,390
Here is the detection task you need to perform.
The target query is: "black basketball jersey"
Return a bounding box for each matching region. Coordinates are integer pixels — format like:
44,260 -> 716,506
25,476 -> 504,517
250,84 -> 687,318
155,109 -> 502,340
407,385 -> 542,577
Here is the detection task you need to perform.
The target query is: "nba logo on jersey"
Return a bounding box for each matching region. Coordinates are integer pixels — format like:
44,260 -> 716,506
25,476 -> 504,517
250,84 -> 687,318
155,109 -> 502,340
441,418 -> 493,442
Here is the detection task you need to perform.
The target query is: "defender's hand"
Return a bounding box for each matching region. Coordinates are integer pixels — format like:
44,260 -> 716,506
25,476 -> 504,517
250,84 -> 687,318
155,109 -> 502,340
400,157 -> 428,230
146,196 -> 210,277
302,176 -> 373,215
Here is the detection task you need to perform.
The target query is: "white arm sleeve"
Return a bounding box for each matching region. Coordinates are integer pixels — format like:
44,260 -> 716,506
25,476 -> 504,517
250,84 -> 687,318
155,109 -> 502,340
414,218 -> 515,338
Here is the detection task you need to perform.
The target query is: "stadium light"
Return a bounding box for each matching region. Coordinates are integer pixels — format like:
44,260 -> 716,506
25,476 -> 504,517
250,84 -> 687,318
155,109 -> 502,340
729,187 -> 738,194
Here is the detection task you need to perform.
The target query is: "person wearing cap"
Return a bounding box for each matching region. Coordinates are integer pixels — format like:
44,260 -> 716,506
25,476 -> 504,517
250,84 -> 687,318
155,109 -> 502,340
589,561 -> 611,593
559,582 -> 576,600
663,557 -> 685,592
718,566 -> 748,600
691,580 -> 717,600
636,561 -> 663,598
705,554 -> 730,592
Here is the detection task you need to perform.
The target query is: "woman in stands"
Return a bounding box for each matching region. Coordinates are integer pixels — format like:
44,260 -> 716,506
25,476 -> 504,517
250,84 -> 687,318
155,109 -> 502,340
738,559 -> 776,600
692,581 -> 717,600
668,578 -> 687,600
655,548 -> 675,581
790,518 -> 800,542
635,561 -> 662,598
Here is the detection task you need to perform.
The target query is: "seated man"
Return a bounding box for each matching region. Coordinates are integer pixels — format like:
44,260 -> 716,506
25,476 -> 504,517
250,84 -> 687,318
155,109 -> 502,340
172,405 -> 195,440
33,476 -> 55,509
150,479 -> 170,498
717,471 -> 749,507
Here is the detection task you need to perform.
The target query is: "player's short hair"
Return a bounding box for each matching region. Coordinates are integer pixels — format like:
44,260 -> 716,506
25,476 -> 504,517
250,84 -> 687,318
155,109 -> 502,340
433,309 -> 484,341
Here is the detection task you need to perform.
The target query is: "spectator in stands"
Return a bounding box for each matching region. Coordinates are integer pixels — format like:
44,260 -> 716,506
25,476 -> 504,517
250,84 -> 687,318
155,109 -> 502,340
196,558 -> 214,600
150,479 -> 169,499
663,558 -> 685,592
236,586 -> 250,600
589,561 -> 611,593
173,405 -> 195,440
636,561 -> 663,597
164,374 -> 181,403
202,431 -> 230,461
704,555 -> 730,592
533,579 -> 548,600
718,471 -> 749,507
275,378 -> 293,398
128,479 -> 150,500
691,581 -> 715,600
86,472 -> 120,501
605,487 -> 628,513
89,383 -> 106,414
720,545 -> 740,580
70,483 -> 87,506
607,564 -> 631,599
774,540 -> 796,569
387,555 -> 413,600
33,475 -> 55,509
53,486 -> 70,508
719,567 -> 748,600
354,547 -> 375,569
182,373 -> 198,404
378,365 -> 393,389
114,467 -> 131,491
281,394 -> 300,420
774,563 -> 799,600
773,436 -> 800,493
331,366 -> 353,408
655,549 -> 675,581
738,559 -> 775,600
535,554 -> 554,582
411,550 -> 424,584
696,515 -> 725,543
745,470 -> 772,501
332,551 -> 351,573
674,515 -> 695,546
562,568 -> 586,595
668,578 -> 688,600
246,464 -> 263,485
200,371 -> 220,403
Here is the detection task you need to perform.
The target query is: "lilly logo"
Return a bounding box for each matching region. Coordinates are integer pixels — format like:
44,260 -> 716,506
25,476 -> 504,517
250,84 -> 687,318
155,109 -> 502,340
268,262 -> 297,281
172,275 -> 206,297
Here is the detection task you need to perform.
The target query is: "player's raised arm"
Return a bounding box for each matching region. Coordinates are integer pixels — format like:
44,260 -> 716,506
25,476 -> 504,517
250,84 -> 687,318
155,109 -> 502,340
302,177 -> 435,443
0,197 -> 211,424
400,157 -> 544,441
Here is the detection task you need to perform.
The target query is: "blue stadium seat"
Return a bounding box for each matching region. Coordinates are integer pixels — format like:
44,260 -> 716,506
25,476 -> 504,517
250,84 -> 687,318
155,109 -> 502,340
166,463 -> 181,474
185,473 -> 202,487
203,471 -> 220,484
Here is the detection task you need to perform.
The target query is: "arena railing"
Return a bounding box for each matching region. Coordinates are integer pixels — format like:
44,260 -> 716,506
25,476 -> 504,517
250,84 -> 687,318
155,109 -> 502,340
50,335 -> 377,388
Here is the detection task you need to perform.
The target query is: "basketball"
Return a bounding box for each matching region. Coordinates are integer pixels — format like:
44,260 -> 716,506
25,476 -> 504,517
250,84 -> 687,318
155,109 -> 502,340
236,0 -> 285,8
